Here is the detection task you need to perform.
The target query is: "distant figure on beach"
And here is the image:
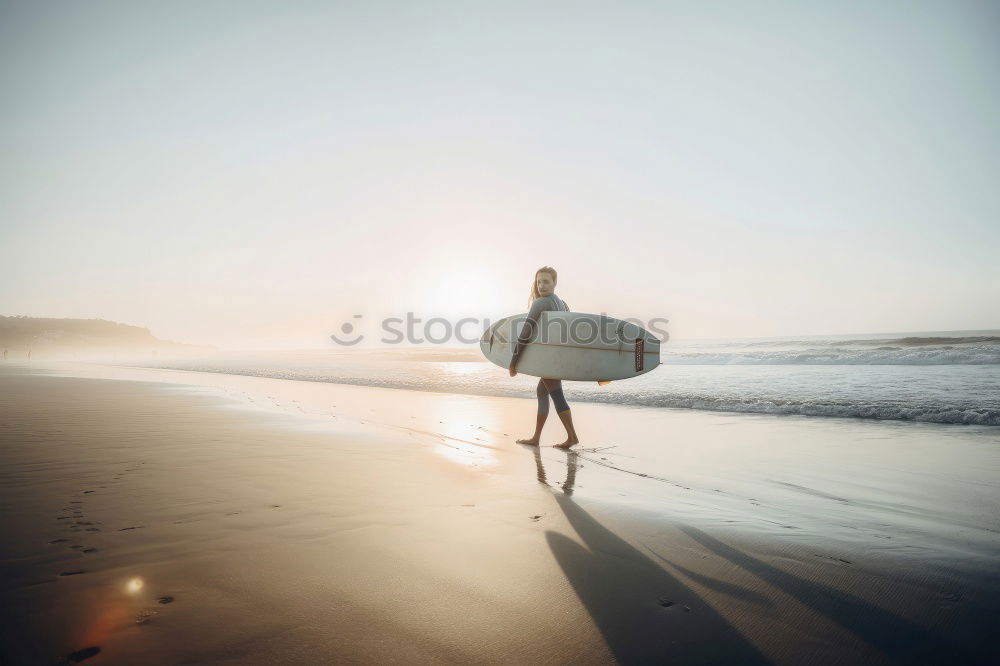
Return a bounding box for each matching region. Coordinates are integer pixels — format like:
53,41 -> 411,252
509,266 -> 580,448
27,349 -> 31,360
2,349 -> 6,360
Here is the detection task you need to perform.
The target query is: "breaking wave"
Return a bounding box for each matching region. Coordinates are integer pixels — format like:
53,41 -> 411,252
574,392 -> 1000,425
136,362 -> 1000,426
130,330 -> 1000,427
665,336 -> 1000,365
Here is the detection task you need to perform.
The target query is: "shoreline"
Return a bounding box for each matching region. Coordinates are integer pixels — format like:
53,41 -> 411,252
2,363 -> 998,664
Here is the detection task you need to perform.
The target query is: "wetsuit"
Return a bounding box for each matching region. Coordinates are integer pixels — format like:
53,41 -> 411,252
510,294 -> 571,415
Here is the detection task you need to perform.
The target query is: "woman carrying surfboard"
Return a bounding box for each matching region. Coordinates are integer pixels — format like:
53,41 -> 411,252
509,266 -> 580,449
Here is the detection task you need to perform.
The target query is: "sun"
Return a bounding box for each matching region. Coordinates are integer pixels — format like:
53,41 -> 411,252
421,270 -> 504,320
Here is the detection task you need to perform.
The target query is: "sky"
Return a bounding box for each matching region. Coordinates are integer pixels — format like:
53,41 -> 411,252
1,0 -> 998,349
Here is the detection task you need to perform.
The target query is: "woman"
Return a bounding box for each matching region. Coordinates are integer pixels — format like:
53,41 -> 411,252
509,266 -> 580,449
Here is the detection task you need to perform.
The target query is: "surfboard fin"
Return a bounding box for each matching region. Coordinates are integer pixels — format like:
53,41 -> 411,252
597,380 -> 612,386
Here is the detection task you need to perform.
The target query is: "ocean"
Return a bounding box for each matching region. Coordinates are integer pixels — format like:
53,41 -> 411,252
134,330 -> 1000,426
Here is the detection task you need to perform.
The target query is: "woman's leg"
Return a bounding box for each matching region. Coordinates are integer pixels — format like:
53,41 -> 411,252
543,378 -> 579,448
516,379 -> 550,445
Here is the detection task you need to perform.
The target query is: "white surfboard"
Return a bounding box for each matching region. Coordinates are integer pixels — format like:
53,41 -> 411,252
479,311 -> 661,381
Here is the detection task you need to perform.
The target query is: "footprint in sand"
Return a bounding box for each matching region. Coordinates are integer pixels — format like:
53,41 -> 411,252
813,553 -> 852,566
82,548 -> 98,554
59,570 -> 86,576
135,609 -> 158,625
118,526 -> 145,531
158,596 -> 174,604
67,646 -> 100,663
49,538 -> 69,544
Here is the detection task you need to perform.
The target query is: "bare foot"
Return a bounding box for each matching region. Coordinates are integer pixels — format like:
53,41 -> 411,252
516,438 -> 540,446
554,439 -> 579,449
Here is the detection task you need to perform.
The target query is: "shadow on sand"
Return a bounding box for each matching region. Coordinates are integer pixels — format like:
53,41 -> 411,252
536,450 -> 768,664
669,525 -> 983,664
538,451 -> 986,665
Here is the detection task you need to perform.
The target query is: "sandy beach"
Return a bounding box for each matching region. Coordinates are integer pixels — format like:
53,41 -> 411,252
4,0 -> 998,662
1,362 -> 997,665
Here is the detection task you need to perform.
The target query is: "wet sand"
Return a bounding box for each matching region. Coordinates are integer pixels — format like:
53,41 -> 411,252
1,363 -> 997,664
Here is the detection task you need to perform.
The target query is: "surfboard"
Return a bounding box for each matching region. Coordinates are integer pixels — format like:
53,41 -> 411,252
479,311 -> 661,381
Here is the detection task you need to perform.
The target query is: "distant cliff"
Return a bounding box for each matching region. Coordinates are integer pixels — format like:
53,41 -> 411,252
0,316 -> 212,358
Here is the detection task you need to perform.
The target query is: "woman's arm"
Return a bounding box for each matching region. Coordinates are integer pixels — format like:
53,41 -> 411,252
509,297 -> 549,374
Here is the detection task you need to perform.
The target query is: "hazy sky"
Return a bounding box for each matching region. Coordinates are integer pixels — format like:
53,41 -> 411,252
2,0 -> 998,349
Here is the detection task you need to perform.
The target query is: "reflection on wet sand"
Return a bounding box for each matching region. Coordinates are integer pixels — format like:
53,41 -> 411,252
562,452 -> 577,496
528,446 -> 578,496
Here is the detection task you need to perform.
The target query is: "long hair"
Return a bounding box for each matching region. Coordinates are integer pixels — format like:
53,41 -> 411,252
528,266 -> 558,307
